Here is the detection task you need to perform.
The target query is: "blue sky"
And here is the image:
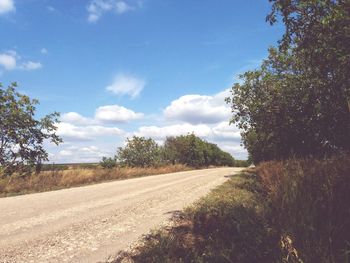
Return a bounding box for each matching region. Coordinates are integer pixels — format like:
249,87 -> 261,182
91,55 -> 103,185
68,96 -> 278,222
0,0 -> 283,162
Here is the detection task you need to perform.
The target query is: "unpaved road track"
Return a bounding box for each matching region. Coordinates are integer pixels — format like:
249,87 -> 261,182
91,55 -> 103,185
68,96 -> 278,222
0,167 -> 243,263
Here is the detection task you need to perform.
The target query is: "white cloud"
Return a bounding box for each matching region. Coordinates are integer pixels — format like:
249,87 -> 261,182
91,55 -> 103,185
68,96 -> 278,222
134,122 -> 240,143
0,50 -> 42,72
106,73 -> 145,99
20,61 -> 42,70
59,150 -> 73,157
212,121 -> 241,142
53,145 -> 112,163
87,0 -> 134,23
62,104 -> 143,126
95,105 -> 143,123
0,0 -> 14,15
61,112 -> 94,125
0,53 -> 16,70
164,89 -> 231,124
41,48 -> 48,55
134,123 -> 212,140
56,122 -> 124,141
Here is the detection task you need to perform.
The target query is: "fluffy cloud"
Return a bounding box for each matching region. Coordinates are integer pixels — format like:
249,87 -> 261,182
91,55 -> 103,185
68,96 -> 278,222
62,105 -> 143,125
0,51 -> 42,72
134,122 -> 239,142
61,112 -> 94,125
106,73 -> 145,99
0,0 -> 14,14
20,61 -> 42,70
87,0 -> 134,23
96,105 -> 143,123
0,52 -> 16,70
164,89 -> 231,124
53,145 -> 112,163
134,123 -> 212,140
56,122 -> 124,141
212,121 -> 241,142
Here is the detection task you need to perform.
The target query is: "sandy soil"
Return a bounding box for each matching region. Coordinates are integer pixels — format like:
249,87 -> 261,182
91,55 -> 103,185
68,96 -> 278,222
0,167 -> 243,263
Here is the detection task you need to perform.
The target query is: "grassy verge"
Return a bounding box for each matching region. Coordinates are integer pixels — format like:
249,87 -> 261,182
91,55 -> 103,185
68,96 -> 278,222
0,164 -> 189,197
113,170 -> 280,263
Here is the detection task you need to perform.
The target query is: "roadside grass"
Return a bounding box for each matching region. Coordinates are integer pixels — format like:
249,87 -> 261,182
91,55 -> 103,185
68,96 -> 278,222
113,171 -> 280,263
0,164 -> 189,197
258,154 -> 350,263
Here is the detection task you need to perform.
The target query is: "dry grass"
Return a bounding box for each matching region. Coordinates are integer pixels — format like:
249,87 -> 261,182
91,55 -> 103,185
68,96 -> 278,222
0,164 -> 189,197
257,154 -> 350,263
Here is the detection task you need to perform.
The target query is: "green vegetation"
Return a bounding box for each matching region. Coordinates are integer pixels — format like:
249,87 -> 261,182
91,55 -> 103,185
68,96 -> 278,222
226,0 -> 350,163
0,83 -> 62,176
100,157 -> 117,169
162,134 -> 235,167
117,136 -> 162,167
107,134 -> 236,168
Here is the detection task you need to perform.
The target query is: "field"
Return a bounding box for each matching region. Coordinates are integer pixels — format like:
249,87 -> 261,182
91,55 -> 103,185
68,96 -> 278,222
0,164 -> 189,197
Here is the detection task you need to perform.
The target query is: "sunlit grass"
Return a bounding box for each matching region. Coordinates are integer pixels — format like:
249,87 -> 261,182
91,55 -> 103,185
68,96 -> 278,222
0,164 -> 189,197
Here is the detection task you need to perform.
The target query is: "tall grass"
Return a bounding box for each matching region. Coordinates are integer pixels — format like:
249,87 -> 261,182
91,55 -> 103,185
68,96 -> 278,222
0,164 -> 189,197
257,154 -> 350,262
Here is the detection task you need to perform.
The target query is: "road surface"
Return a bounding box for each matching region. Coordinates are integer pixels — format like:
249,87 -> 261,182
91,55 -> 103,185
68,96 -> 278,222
0,167 -> 243,263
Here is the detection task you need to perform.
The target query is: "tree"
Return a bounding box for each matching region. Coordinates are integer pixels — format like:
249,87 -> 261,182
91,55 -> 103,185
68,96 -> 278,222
163,134 -> 235,167
0,83 -> 62,176
116,136 -> 161,167
226,1 -> 350,163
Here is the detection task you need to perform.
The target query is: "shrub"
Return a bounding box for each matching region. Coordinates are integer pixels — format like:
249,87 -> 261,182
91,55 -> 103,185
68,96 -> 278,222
100,157 -> 117,169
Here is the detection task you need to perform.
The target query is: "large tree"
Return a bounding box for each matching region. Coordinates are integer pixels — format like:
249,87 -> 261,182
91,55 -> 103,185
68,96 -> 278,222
226,0 -> 350,163
116,136 -> 161,167
0,83 -> 62,176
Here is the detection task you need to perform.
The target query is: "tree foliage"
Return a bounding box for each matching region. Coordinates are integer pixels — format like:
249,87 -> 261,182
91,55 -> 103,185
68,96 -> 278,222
0,83 -> 62,176
162,134 -> 235,167
111,134 -> 235,168
116,136 -> 161,167
226,0 -> 350,163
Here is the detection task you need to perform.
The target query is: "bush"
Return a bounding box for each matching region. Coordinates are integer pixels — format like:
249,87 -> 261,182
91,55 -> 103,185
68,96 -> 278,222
257,155 -> 350,262
100,157 -> 117,169
234,159 -> 250,167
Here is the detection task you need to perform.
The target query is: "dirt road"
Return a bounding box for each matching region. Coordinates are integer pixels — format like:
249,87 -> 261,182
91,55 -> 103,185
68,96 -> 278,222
0,167 -> 243,263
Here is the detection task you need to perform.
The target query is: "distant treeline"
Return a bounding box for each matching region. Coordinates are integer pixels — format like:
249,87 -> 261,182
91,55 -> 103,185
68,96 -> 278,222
40,163 -> 99,171
101,134 -> 247,169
